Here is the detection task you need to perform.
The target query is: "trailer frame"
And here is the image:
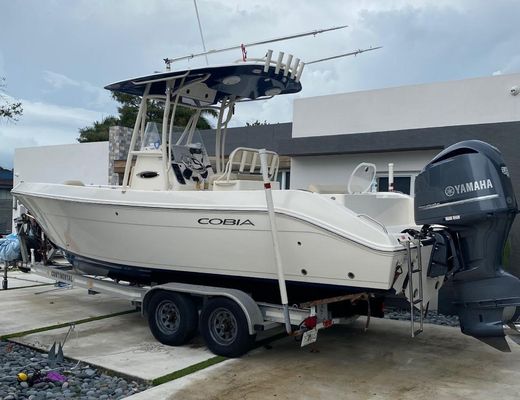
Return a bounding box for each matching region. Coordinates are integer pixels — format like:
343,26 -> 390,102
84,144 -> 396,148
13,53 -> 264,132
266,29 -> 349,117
27,256 -> 366,357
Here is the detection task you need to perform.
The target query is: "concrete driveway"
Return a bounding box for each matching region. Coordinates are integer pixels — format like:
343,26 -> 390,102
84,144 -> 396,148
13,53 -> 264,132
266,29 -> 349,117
0,284 -> 133,338
3,272 -> 520,400
126,318 -> 520,400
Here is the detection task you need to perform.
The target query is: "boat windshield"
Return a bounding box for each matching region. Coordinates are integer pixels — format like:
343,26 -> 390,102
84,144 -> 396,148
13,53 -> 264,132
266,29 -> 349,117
141,122 -> 162,150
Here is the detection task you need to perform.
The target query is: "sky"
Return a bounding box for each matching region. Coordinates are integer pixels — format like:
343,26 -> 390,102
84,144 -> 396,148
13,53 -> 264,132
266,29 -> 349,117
1,0 -> 519,168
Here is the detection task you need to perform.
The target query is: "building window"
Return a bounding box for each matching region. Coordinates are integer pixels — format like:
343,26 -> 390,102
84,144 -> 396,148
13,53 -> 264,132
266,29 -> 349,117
376,176 -> 413,195
277,170 -> 291,190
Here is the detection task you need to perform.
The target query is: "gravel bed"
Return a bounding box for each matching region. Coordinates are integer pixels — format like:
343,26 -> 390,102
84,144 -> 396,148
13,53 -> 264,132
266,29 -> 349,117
0,341 -> 150,400
384,308 -> 460,327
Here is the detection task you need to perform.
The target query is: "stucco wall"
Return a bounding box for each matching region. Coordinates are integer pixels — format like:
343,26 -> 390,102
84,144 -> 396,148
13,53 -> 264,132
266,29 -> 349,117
293,72 -> 520,138
14,142 -> 109,187
12,142 -> 109,231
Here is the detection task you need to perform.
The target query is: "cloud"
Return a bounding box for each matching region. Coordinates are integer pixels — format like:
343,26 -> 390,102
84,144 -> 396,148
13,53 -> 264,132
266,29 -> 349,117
0,97 -> 105,169
44,70 -> 81,89
43,70 -> 113,109
0,51 -> 5,78
493,55 -> 520,77
1,0 -> 519,152
227,67 -> 343,127
0,133 -> 37,170
230,96 -> 294,127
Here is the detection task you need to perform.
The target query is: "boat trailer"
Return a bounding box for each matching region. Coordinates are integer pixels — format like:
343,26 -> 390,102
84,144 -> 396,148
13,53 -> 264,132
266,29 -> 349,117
25,256 -> 367,356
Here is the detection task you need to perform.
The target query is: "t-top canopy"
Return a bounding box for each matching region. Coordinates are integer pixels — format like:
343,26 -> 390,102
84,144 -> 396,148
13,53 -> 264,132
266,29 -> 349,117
104,63 -> 302,105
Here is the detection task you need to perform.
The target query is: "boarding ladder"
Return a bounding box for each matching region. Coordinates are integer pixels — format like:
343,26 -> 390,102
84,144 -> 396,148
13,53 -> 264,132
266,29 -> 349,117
404,238 -> 424,337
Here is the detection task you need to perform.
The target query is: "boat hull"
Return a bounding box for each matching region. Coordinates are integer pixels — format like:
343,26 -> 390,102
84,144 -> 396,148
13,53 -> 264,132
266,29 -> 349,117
65,249 -> 386,305
13,183 -> 410,302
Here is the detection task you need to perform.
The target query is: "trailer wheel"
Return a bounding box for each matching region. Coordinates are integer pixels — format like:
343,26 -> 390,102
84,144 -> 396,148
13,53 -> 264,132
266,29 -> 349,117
147,291 -> 198,346
200,297 -> 256,357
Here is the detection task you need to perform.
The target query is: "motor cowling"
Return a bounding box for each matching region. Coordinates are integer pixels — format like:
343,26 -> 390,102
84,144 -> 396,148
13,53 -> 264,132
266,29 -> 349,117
415,140 -> 520,351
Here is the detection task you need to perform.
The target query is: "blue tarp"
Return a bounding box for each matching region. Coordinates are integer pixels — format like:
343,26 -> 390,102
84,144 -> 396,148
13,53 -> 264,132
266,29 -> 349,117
0,233 -> 21,262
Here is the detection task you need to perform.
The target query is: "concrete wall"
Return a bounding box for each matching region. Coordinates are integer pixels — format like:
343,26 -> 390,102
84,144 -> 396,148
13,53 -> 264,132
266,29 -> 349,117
290,150 -> 439,192
293,72 -> 520,138
12,142 -> 109,231
14,142 -> 109,187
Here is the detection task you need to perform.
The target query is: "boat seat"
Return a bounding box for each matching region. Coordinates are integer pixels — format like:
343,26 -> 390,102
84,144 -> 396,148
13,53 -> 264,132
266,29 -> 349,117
213,147 -> 279,191
307,163 -> 376,194
347,163 -> 376,194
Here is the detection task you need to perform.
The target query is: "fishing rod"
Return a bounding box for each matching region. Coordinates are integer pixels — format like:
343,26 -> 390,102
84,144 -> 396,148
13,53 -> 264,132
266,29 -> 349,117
285,45 -> 381,82
164,25 -> 348,69
305,46 -> 383,65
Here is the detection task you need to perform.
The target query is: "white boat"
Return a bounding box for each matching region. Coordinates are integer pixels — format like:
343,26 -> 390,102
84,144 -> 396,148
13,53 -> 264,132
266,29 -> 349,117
12,49 -> 520,350
12,180 -> 424,298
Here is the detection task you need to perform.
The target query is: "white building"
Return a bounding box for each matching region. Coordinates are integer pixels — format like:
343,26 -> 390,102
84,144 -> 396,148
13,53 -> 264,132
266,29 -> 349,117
288,72 -> 520,195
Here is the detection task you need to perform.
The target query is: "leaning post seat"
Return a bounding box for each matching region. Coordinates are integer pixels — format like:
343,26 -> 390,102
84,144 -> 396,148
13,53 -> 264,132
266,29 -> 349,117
213,147 -> 280,191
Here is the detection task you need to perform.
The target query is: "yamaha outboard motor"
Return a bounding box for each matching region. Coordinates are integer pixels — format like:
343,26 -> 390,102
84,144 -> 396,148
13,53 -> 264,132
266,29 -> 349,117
415,140 -> 520,351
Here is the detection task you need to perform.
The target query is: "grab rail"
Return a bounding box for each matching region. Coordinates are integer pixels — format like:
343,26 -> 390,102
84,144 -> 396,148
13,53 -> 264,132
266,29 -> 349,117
357,214 -> 388,234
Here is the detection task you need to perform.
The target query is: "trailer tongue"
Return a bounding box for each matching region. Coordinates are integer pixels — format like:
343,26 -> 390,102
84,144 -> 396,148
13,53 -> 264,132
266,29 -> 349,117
415,140 -> 520,351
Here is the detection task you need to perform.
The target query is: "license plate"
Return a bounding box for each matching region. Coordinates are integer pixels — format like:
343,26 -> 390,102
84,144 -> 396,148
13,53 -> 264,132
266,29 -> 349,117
301,328 -> 318,347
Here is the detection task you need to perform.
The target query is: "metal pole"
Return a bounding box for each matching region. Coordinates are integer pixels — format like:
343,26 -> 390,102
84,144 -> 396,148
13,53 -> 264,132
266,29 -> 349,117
259,149 -> 291,334
388,163 -> 394,192
406,240 -> 415,337
2,261 -> 8,290
415,238 -> 424,333
122,84 -> 151,191
162,83 -> 172,190
193,0 -> 209,66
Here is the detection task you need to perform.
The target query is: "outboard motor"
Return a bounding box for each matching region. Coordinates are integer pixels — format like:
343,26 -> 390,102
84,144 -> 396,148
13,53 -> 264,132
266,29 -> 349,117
415,140 -> 520,351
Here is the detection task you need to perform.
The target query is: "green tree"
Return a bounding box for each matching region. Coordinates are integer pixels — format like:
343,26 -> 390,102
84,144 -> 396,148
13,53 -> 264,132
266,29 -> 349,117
78,92 -> 217,142
112,92 -> 217,129
77,116 -> 119,143
246,119 -> 268,126
112,92 -> 163,128
0,77 -> 23,122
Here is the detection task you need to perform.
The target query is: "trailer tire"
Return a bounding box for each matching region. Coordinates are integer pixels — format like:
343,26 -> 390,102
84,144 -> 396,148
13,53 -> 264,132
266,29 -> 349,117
200,297 -> 256,358
147,291 -> 198,346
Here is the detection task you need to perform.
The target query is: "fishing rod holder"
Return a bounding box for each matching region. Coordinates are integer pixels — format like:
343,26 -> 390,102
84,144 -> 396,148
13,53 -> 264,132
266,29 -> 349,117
243,50 -> 305,82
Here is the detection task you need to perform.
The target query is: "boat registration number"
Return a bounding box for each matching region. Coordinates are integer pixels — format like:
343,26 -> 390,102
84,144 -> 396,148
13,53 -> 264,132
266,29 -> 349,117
301,328 -> 318,347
